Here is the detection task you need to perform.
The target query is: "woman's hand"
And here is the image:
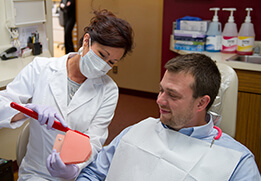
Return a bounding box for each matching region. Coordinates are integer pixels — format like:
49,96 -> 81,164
24,104 -> 68,129
47,149 -> 79,179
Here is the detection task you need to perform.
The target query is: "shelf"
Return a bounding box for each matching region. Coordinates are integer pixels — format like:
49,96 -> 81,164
170,35 -> 261,72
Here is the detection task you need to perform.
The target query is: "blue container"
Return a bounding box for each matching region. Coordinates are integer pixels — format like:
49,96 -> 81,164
206,8 -> 222,52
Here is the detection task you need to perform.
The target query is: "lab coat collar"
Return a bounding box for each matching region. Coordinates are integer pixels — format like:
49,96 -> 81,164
49,54 -> 70,71
49,55 -> 68,118
48,53 -> 98,116
67,78 -> 97,114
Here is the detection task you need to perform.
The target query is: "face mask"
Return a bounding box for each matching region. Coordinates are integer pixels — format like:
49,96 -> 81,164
79,38 -> 111,79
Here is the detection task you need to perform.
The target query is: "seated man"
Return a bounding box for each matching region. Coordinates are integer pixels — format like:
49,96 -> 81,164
76,53 -> 261,181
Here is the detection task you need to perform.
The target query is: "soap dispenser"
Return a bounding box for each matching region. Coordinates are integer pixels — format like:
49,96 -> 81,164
237,8 -> 255,55
206,8 -> 222,52
221,8 -> 238,53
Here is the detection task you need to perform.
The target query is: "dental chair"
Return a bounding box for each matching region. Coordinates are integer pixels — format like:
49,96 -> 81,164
209,62 -> 238,138
16,122 -> 29,167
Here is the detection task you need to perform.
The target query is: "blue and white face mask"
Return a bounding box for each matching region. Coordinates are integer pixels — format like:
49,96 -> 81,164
79,38 -> 111,79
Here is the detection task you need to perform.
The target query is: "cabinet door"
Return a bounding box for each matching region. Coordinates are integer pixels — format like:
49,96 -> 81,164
5,0 -> 46,27
236,92 -> 261,171
235,69 -> 261,171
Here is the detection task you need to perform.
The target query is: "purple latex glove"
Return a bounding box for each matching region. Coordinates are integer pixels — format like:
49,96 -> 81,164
47,149 -> 79,179
25,104 -> 68,129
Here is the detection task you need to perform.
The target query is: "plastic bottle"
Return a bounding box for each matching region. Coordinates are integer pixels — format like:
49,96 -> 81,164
206,8 -> 222,52
221,8 -> 238,53
237,8 -> 255,55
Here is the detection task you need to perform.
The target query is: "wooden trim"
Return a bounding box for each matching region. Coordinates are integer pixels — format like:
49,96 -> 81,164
235,69 -> 261,94
119,88 -> 158,100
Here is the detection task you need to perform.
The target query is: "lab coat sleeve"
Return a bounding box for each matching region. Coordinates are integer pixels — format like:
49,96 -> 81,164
77,77 -> 119,170
76,126 -> 131,181
0,57 -> 49,129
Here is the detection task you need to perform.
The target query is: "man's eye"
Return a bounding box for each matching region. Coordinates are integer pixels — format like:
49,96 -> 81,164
169,93 -> 179,99
109,60 -> 114,65
169,94 -> 175,98
99,52 -> 105,58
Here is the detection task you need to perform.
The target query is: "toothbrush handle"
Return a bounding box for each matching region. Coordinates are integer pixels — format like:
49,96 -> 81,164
10,102 -> 70,132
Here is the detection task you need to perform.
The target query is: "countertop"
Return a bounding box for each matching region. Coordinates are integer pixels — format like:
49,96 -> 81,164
170,35 -> 261,72
0,50 -> 51,87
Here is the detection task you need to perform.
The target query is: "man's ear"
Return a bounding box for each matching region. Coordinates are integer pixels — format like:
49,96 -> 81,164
197,95 -> 210,112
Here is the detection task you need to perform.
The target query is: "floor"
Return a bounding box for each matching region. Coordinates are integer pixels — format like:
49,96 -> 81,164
53,42 -> 65,57
13,171 -> 18,180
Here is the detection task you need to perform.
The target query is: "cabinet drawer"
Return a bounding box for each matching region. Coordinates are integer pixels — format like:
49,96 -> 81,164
235,69 -> 261,94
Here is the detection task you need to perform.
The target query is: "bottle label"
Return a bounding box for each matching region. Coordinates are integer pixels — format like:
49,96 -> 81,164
222,36 -> 237,52
237,36 -> 255,52
206,35 -> 222,51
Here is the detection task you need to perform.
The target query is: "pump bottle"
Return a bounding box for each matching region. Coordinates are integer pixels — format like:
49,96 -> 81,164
206,8 -> 222,52
221,8 -> 238,53
237,8 -> 255,55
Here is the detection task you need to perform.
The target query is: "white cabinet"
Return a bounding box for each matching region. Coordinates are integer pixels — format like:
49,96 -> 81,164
5,0 -> 46,27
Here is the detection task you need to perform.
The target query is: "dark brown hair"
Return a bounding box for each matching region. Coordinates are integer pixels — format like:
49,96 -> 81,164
80,9 -> 134,59
165,53 -> 221,111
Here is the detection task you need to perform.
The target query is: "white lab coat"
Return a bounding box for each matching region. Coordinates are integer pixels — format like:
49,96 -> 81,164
0,53 -> 119,180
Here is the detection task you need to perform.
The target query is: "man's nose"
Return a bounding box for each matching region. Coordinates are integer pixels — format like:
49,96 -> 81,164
156,92 -> 167,106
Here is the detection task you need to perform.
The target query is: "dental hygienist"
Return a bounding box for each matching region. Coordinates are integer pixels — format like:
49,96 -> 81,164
0,9 -> 134,180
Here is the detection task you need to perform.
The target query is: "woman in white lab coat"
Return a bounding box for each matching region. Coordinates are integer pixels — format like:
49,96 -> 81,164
0,9 -> 133,180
